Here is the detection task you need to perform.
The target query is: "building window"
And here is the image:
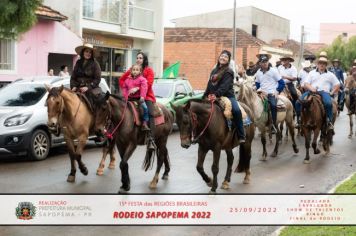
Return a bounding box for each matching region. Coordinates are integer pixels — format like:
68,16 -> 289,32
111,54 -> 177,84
0,39 -> 15,71
83,0 -> 120,24
342,32 -> 348,37
252,24 -> 258,37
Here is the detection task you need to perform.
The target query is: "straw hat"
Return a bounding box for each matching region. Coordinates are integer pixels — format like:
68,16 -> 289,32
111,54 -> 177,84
75,43 -> 96,55
301,60 -> 311,68
332,59 -> 340,63
319,51 -> 328,58
279,55 -> 295,62
316,56 -> 329,64
248,61 -> 255,67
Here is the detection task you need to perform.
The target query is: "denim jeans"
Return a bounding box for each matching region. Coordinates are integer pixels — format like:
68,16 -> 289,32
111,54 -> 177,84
228,97 -> 245,139
267,94 -> 277,124
141,101 -> 149,122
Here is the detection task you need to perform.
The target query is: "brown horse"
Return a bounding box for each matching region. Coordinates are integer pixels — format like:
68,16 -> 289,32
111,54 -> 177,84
172,100 -> 255,193
345,75 -> 356,138
45,85 -> 116,182
299,93 -> 336,163
94,93 -> 174,193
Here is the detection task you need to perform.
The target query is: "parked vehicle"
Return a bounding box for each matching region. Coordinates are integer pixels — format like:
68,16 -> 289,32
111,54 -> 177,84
152,78 -> 203,121
0,76 -> 110,161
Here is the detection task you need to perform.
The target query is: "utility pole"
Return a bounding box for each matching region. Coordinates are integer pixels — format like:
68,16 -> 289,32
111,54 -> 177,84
232,0 -> 237,60
298,25 -> 305,70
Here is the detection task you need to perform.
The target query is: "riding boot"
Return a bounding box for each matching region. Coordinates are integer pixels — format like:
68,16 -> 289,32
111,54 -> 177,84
141,121 -> 151,131
295,116 -> 301,129
271,122 -> 278,134
147,117 -> 156,150
326,118 -> 334,130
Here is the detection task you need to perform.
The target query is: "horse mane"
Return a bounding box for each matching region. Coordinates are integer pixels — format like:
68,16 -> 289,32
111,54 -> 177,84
48,87 -> 73,97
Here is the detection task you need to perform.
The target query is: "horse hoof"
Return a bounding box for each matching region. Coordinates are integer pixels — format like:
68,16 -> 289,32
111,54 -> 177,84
118,186 -> 130,193
270,152 -> 277,158
108,164 -> 115,169
294,147 -> 299,153
314,149 -> 321,154
206,179 -> 213,187
67,175 -> 75,183
149,182 -> 157,189
209,190 -> 217,194
221,181 -> 230,190
161,174 -> 169,180
243,179 -> 250,184
96,170 -> 104,176
303,160 -> 311,164
348,135 -> 352,139
80,167 -> 88,176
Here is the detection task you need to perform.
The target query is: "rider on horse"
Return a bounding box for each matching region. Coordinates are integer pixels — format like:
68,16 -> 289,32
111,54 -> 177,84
329,59 -> 345,114
204,49 -> 246,143
255,53 -> 285,134
296,56 -> 340,130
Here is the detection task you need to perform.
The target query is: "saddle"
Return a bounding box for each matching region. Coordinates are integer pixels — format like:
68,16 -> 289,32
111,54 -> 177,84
216,97 -> 252,127
128,101 -> 165,127
257,92 -> 286,112
75,87 -> 104,113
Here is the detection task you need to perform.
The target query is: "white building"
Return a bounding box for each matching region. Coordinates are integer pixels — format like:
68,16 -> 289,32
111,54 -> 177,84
171,6 -> 290,44
44,0 -> 164,91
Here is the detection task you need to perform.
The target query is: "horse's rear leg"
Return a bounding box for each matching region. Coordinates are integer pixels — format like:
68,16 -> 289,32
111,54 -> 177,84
221,149 -> 234,190
196,145 -> 212,188
270,128 -> 281,157
149,139 -> 168,189
259,131 -> 268,161
119,143 -> 136,193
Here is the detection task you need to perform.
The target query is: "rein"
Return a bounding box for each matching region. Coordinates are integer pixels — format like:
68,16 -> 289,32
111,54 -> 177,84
104,98 -> 128,140
190,100 -> 215,144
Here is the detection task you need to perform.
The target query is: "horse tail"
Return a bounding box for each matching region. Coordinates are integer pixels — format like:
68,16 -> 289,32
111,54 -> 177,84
142,148 -> 156,171
235,142 -> 252,173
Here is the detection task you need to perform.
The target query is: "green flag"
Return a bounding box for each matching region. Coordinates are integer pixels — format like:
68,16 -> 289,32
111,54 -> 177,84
163,61 -> 181,79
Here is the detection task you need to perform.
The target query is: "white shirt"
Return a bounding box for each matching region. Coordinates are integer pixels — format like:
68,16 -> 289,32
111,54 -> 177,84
255,66 -> 282,94
278,64 -> 297,84
298,69 -> 309,86
305,69 -> 340,92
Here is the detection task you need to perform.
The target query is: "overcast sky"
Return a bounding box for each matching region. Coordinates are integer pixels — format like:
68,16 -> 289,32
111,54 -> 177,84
163,0 -> 356,43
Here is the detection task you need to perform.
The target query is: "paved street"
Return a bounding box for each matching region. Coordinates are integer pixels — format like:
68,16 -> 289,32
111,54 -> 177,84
0,111 -> 355,235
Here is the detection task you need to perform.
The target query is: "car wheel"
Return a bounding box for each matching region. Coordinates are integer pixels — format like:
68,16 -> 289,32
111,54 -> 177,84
29,129 -> 50,161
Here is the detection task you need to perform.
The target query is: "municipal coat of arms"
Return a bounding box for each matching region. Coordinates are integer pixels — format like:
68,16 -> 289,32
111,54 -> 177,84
15,202 -> 36,220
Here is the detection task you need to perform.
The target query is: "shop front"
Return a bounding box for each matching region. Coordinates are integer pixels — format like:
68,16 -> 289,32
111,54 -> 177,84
83,33 -> 138,93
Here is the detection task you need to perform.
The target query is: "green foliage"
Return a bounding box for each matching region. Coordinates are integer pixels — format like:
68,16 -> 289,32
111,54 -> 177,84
0,0 -> 42,39
321,35 -> 356,72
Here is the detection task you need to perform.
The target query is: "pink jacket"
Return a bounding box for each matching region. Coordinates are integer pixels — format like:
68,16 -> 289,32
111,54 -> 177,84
122,74 -> 148,100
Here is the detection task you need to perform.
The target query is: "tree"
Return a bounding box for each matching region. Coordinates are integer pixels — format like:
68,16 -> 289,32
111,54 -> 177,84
322,35 -> 356,72
0,0 -> 42,40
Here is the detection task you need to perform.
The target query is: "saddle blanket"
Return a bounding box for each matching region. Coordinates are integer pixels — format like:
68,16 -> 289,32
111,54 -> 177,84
128,101 -> 165,126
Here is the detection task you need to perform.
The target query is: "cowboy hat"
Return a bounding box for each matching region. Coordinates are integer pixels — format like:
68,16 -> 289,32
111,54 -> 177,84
319,51 -> 328,58
256,53 -> 272,62
248,61 -> 255,67
301,60 -> 311,68
332,59 -> 340,63
75,43 -> 96,55
316,56 -> 329,64
279,55 -> 294,62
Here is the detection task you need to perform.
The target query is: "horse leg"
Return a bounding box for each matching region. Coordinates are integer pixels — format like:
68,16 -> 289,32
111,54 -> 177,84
108,140 -> 117,169
221,149 -> 234,190
66,138 -> 77,182
259,130 -> 268,161
210,147 -> 221,193
287,121 -> 299,154
96,141 -> 111,176
304,129 -> 312,164
196,145 -> 211,187
235,142 -> 252,184
72,138 -> 88,176
270,128 -> 281,157
162,144 -> 171,180
149,138 -> 168,189
119,143 -> 137,193
312,129 -> 321,155
349,114 -> 353,138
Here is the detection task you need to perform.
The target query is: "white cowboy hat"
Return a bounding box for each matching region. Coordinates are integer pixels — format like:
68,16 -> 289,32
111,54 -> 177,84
319,51 -> 328,58
75,43 -> 96,55
279,55 -> 295,62
316,56 -> 329,64
301,60 -> 311,68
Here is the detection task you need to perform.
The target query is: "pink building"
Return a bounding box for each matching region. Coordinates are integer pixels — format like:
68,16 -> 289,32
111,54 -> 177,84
0,5 -> 82,86
320,23 -> 356,44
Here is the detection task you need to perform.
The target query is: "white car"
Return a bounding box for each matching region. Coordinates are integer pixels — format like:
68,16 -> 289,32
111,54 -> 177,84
0,76 -> 110,161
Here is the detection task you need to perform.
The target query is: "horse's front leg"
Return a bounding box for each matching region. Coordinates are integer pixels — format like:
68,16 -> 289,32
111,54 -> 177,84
270,127 -> 281,157
210,146 -> 221,193
65,137 -> 77,182
196,145 -> 211,187
259,129 -> 268,161
312,128 -> 321,155
221,149 -> 234,190
97,140 -> 116,176
303,128 -> 312,164
75,136 -> 89,176
119,143 -> 137,193
349,114 -> 353,138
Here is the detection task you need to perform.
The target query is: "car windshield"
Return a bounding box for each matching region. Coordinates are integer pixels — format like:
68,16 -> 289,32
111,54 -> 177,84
152,83 -> 173,98
0,83 -> 47,106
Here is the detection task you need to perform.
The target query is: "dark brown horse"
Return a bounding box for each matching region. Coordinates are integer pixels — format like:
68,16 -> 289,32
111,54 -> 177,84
172,100 -> 255,193
45,85 -> 116,182
344,75 -> 356,138
94,93 -> 174,193
299,93 -> 336,163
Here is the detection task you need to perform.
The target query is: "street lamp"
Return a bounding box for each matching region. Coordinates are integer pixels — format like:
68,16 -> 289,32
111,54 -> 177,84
232,0 -> 236,60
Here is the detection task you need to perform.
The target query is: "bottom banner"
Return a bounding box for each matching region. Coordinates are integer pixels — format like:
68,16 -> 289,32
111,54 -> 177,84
1,194 -> 355,225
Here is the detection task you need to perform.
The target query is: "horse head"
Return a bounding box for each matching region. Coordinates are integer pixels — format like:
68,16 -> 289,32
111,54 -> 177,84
171,101 -> 193,148
45,84 -> 64,136
93,91 -> 111,137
